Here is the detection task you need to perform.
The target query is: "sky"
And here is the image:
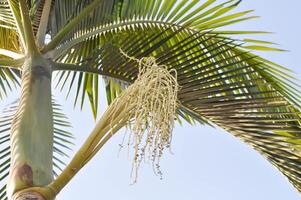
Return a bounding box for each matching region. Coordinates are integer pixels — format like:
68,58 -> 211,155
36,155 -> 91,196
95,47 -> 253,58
3,0 -> 301,200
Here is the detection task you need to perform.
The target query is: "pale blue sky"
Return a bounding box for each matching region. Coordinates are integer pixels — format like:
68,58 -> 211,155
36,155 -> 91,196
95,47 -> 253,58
9,1 -> 301,200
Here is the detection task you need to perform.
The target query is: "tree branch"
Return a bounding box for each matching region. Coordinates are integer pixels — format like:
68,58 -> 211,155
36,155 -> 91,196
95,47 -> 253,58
52,62 -> 100,74
52,62 -> 132,82
0,48 -> 24,59
47,100 -> 127,196
41,0 -> 104,53
51,20 -> 172,60
0,57 -> 24,68
19,0 -> 39,55
36,0 -> 52,47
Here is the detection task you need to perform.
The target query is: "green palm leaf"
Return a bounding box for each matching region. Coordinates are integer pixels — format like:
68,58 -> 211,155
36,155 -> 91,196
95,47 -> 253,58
51,0 -> 275,118
1,0 -> 298,194
48,0 -> 301,192
0,1 -> 21,100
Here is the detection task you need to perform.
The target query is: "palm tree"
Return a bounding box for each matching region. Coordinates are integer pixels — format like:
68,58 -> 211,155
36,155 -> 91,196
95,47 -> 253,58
0,0 -> 301,199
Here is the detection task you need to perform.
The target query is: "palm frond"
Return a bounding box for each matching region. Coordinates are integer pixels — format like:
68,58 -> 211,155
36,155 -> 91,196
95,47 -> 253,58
0,1 -> 16,29
0,1 -> 22,99
0,68 -> 19,100
6,0 -> 53,35
50,0 -> 282,119
0,1 -> 20,53
27,0 -> 47,34
53,21 -> 301,192
49,0 -> 268,55
0,0 -> 299,195
103,30 -> 301,192
0,99 -> 74,200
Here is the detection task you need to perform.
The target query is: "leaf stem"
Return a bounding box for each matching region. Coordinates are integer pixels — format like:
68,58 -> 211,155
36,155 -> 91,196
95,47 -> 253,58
51,21 -> 175,59
52,62 -> 132,82
47,99 -> 129,195
19,0 -> 39,55
0,48 -> 24,59
42,0 -> 104,53
0,57 -> 24,68
36,0 -> 52,47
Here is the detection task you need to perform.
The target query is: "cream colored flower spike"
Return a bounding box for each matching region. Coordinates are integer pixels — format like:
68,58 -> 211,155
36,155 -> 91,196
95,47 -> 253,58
111,50 -> 179,182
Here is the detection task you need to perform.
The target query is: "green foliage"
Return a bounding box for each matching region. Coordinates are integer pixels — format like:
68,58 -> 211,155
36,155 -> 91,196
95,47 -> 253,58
1,0 -> 301,195
49,0 -> 301,192
0,1 -> 21,99
51,0 -> 271,119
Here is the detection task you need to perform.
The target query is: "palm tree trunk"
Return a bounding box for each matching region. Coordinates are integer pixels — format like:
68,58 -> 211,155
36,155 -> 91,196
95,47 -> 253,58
7,55 -> 53,200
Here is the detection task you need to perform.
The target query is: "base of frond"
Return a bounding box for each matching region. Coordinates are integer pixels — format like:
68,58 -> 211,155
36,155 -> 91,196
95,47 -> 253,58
12,191 -> 46,200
